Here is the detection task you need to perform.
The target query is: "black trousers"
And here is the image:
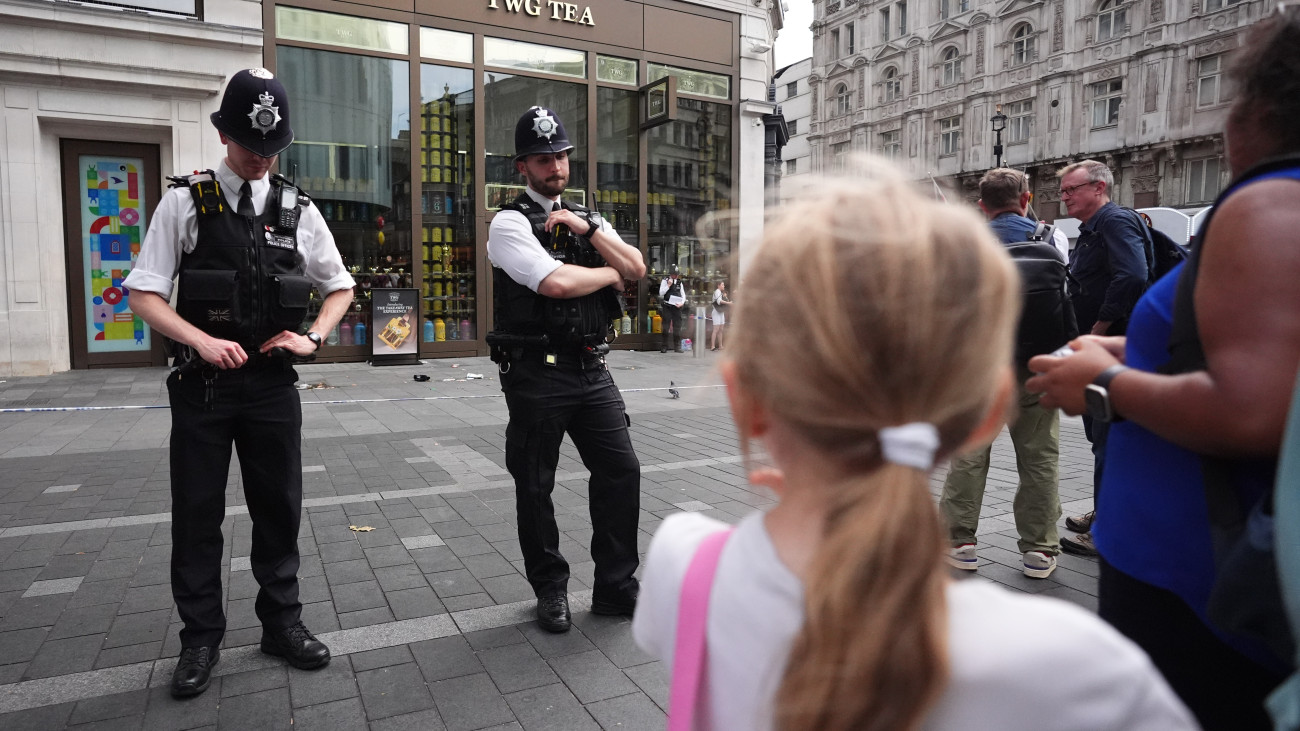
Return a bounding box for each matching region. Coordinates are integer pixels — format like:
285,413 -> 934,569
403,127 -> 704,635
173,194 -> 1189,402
167,360 -> 304,649
661,305 -> 683,351
501,355 -> 641,602
1082,415 -> 1109,512
1099,558 -> 1285,731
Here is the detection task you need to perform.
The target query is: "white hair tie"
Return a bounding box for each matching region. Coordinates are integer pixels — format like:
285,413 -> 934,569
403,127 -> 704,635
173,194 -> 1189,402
878,423 -> 940,471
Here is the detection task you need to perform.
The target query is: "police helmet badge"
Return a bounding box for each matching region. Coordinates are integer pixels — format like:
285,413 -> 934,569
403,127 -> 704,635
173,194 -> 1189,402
532,112 -> 558,141
248,91 -> 282,136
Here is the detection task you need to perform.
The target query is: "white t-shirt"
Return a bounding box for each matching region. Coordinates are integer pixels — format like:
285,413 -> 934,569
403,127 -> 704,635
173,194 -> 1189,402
633,512 -> 1200,731
123,161 -> 354,299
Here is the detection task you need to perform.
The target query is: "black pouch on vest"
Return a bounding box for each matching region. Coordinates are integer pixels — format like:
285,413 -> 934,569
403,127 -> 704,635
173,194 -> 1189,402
270,274 -> 313,332
178,269 -> 241,340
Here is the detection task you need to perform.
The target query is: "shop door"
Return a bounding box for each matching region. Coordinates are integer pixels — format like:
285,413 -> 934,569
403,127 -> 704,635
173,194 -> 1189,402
60,140 -> 165,369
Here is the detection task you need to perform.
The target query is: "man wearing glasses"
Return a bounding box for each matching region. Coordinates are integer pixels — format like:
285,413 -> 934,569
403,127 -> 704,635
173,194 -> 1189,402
1054,159 -> 1150,556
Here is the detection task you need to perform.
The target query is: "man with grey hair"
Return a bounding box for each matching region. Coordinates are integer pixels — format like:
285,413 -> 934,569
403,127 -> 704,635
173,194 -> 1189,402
1055,159 -> 1150,555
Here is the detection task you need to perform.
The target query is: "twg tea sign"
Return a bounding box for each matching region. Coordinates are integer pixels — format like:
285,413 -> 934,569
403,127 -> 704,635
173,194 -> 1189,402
487,0 -> 595,26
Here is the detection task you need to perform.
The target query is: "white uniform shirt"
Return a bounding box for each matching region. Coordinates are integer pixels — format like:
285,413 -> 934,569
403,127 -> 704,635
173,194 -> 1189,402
633,511 -> 1200,731
486,186 -> 620,293
123,161 -> 355,299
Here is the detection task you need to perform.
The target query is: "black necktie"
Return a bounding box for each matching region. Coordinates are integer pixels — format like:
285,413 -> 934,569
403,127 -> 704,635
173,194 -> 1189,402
552,201 -> 561,213
238,182 -> 254,218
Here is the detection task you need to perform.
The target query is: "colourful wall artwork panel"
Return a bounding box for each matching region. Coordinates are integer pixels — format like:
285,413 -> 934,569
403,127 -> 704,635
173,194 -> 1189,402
80,156 -> 150,353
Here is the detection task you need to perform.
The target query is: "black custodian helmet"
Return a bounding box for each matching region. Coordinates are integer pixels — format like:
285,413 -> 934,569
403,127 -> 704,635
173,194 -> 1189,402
514,106 -> 574,161
210,68 -> 295,158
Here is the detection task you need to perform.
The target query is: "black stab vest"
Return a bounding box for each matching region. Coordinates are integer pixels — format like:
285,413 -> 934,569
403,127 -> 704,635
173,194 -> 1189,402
174,174 -> 312,349
492,193 -> 618,347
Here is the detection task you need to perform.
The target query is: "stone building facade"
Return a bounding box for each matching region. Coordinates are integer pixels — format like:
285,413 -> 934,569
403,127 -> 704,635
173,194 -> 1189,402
805,0 -> 1267,215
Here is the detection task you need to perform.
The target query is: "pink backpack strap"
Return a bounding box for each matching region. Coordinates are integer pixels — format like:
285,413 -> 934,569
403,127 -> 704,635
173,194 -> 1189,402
668,528 -> 735,731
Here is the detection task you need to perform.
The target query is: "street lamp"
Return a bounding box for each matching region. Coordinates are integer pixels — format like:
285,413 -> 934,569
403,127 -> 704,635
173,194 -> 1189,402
990,103 -> 1008,169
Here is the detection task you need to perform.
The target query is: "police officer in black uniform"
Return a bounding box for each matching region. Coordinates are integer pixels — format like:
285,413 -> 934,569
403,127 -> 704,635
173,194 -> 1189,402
486,107 -> 647,633
124,69 -> 355,697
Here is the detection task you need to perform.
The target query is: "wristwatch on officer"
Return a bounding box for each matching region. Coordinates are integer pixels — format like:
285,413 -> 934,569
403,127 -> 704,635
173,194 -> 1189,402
1085,364 -> 1131,423
583,212 -> 603,238
305,331 -> 323,351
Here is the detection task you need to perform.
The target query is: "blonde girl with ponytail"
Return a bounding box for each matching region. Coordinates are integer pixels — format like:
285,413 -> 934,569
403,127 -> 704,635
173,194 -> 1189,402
631,170 -> 1197,731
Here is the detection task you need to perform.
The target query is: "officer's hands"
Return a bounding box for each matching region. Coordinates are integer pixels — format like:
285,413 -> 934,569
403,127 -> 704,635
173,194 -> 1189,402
609,269 -> 626,292
197,336 -> 248,369
1025,336 -> 1122,415
260,331 -> 316,357
546,209 -> 589,235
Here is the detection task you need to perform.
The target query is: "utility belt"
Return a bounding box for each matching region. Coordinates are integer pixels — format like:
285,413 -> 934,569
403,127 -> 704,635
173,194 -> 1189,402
486,331 -> 609,372
172,345 -> 311,408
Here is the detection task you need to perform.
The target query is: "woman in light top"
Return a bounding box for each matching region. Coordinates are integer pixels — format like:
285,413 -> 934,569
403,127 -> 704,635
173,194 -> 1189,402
631,170 -> 1198,731
709,281 -> 731,351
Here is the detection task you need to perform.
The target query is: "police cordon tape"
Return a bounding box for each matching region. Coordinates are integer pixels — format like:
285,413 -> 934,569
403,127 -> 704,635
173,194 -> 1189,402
0,384 -> 723,413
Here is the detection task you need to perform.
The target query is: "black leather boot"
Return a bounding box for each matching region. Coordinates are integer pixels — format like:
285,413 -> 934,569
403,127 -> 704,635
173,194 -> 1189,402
171,646 -> 220,698
261,621 -> 331,670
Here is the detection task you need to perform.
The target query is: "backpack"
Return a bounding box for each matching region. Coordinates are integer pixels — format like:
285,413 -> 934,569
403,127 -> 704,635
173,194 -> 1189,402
1124,208 -> 1190,283
1004,224 -> 1079,364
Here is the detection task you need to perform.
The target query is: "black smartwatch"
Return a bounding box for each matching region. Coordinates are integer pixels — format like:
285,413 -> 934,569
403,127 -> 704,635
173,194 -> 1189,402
305,331 -> 323,351
583,213 -> 603,238
1084,364 -> 1130,423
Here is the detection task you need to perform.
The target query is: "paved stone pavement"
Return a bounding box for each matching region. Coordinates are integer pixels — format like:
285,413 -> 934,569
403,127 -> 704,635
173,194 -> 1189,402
0,350 -> 1099,730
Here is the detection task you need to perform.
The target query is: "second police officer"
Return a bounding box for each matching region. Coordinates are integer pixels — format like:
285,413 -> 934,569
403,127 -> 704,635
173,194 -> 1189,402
125,68 -> 355,697
486,106 -> 647,633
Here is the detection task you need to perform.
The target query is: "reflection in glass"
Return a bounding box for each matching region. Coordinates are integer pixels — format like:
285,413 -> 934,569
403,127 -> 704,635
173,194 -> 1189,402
595,87 -> 641,333
597,56 -> 638,85
420,27 -> 473,63
483,72 -> 588,209
647,63 -> 730,100
420,65 -> 477,344
278,46 -> 411,349
646,98 -> 733,336
276,6 -> 408,54
484,37 -> 586,79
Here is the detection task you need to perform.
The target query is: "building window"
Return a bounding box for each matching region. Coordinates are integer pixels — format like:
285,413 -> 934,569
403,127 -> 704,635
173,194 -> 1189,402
883,66 -> 902,102
939,116 -> 961,156
880,7 -> 891,42
831,29 -> 841,57
1011,24 -> 1035,66
1096,0 -> 1127,43
939,0 -> 968,19
1205,0 -> 1242,10
1007,99 -> 1033,143
1090,79 -> 1123,127
896,1 -> 908,36
880,129 -> 902,159
832,141 -> 850,171
836,83 -> 852,116
941,47 -> 962,86
1197,55 -> 1230,107
847,23 -> 856,55
786,159 -> 797,175
1186,157 -> 1223,203
788,119 -> 798,136
787,81 -> 798,98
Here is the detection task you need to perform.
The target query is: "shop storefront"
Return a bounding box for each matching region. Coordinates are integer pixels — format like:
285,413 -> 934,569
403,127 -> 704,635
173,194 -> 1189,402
265,0 -> 744,360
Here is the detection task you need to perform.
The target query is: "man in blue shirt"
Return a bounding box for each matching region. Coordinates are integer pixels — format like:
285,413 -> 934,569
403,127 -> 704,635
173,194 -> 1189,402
1057,159 -> 1150,555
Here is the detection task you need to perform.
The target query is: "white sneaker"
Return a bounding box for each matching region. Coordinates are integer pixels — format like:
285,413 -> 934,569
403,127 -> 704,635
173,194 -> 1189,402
1022,551 -> 1057,579
946,544 -> 978,571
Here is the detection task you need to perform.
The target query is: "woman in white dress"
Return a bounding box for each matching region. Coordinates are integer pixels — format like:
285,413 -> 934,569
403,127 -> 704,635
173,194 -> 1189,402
710,281 -> 731,351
